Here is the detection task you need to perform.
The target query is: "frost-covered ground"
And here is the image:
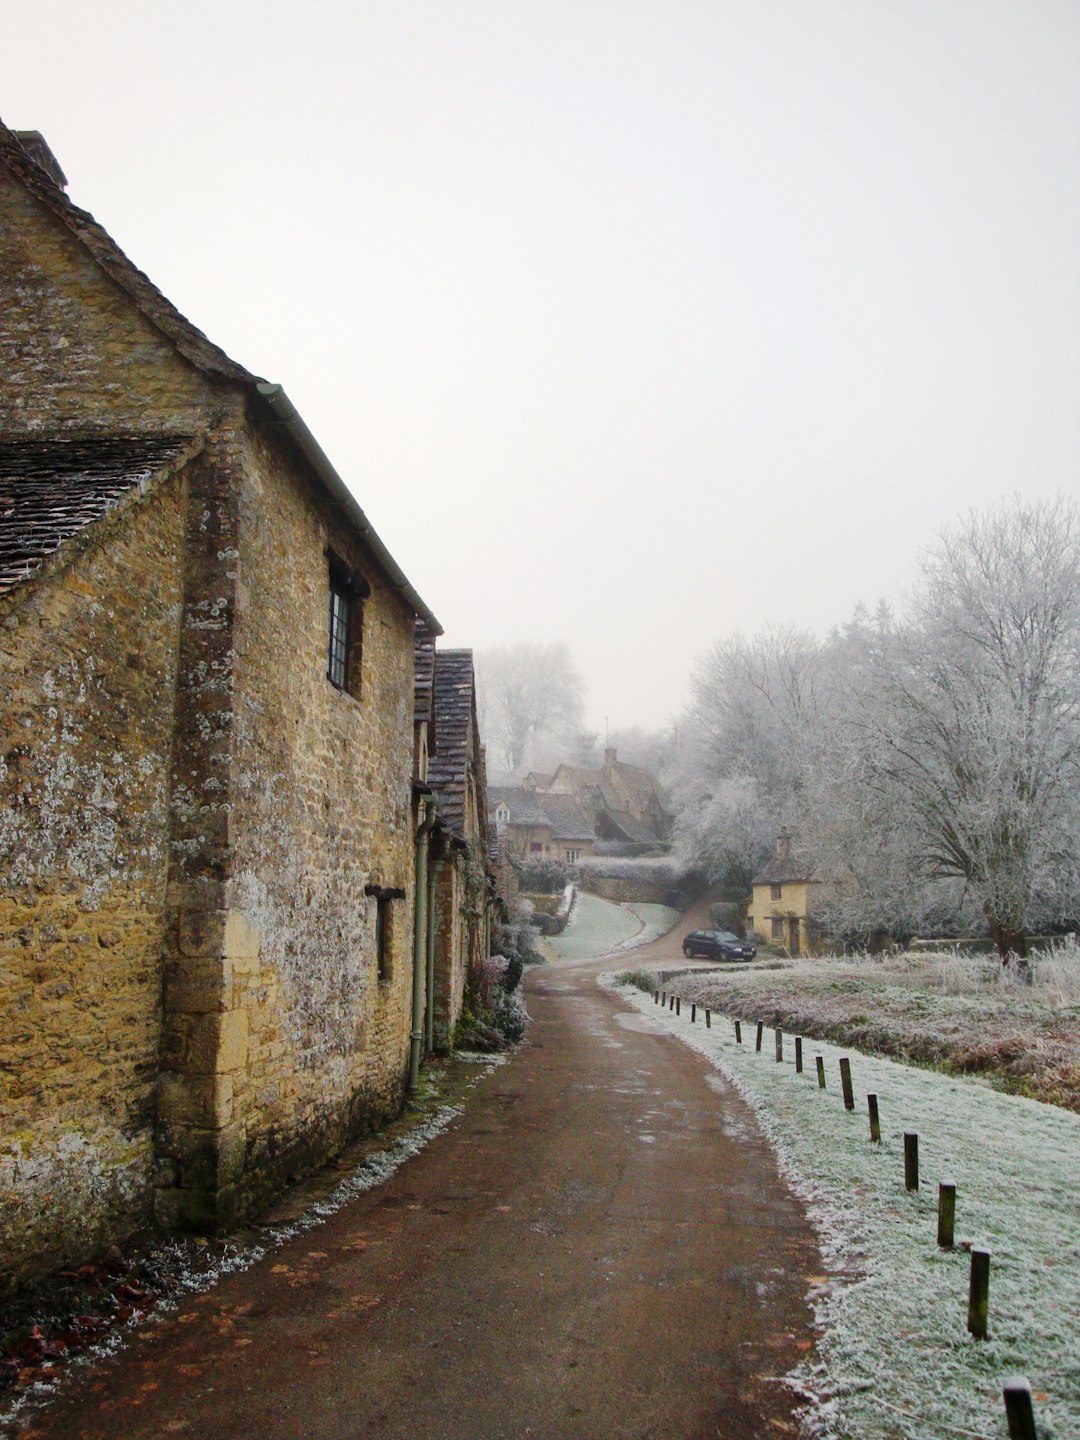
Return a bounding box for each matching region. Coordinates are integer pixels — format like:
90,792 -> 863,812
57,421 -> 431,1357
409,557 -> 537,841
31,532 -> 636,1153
674,946 -> 1080,1112
545,891 -> 680,961
606,973 -> 1080,1439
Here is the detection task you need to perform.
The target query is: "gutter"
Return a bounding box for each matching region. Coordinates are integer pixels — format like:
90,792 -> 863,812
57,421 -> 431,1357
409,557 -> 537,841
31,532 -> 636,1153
256,382 -> 443,636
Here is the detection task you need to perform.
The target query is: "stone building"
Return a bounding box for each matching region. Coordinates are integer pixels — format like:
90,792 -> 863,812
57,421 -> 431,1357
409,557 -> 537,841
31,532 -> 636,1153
0,124 -> 443,1291
747,829 -> 820,957
425,650 -> 495,1048
522,747 -> 672,845
488,786 -> 596,862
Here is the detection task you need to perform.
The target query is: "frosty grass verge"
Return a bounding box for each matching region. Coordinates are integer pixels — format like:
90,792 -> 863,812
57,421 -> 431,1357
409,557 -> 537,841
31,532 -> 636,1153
0,1054 -> 505,1435
604,973 -> 1080,1440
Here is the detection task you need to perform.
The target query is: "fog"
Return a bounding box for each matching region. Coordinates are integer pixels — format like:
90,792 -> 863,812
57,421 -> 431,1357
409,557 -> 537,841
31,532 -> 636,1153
4,0 -> 1078,729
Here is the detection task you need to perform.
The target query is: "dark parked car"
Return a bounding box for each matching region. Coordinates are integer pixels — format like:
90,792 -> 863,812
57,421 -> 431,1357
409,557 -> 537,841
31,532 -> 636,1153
681,929 -> 757,961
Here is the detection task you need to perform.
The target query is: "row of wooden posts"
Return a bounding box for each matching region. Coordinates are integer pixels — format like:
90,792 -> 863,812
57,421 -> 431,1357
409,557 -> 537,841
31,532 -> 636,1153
654,986 -> 1039,1440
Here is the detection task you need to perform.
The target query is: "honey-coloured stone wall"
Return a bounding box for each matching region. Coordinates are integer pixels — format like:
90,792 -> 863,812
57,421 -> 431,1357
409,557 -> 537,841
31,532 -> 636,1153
0,165 -> 216,438
153,421 -> 419,1229
0,468 -> 188,1293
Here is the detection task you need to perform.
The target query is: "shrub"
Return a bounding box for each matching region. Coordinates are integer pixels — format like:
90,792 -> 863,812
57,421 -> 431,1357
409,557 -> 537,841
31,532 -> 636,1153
453,964 -> 529,1052
516,858 -> 573,894
613,969 -> 659,995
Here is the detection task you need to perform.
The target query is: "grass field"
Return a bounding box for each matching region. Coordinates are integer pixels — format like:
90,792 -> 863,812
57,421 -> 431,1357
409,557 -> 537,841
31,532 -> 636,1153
664,943 -> 1080,1114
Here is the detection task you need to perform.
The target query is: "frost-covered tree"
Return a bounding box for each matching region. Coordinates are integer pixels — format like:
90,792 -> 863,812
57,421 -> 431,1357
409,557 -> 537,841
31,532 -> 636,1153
835,497 -> 1080,959
672,626 -> 827,889
675,498 -> 1080,958
475,642 -> 585,776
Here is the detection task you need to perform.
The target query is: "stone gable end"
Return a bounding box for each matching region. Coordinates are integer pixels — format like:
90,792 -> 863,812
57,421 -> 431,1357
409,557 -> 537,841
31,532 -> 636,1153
0,164 -> 214,437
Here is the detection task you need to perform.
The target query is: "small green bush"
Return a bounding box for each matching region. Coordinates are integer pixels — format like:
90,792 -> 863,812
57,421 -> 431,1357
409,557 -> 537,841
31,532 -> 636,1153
613,969 -> 658,995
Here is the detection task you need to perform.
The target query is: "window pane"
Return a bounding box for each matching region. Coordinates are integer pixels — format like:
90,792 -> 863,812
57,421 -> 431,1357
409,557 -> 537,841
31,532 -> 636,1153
328,585 -> 350,688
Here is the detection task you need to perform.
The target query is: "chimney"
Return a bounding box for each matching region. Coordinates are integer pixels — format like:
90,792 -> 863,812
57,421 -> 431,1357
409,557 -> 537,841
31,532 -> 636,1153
603,746 -> 617,769
13,131 -> 68,189
776,827 -> 792,861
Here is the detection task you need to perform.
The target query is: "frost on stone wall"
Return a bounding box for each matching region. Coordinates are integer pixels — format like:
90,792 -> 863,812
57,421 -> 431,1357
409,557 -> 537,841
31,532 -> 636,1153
234,868 -> 371,1066
0,655 -> 169,907
0,1125 -> 152,1287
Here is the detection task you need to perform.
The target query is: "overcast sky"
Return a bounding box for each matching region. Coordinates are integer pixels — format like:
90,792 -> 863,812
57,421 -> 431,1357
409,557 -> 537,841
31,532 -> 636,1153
4,1 -> 1079,733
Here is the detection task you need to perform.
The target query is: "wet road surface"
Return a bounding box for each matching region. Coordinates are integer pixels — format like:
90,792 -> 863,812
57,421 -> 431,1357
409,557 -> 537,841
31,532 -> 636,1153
24,913 -> 820,1440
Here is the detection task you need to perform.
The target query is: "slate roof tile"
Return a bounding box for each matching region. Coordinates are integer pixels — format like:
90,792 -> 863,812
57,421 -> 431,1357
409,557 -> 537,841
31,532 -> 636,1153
0,435 -> 199,596
428,650 -> 478,842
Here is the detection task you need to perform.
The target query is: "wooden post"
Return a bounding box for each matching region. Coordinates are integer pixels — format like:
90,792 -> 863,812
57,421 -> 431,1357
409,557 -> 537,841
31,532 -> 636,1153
1002,1378 -> 1037,1440
968,1248 -> 990,1339
815,1055 -> 826,1088
937,1179 -> 956,1249
735,1020 -> 742,1044
669,994 -> 675,1011
755,1021 -> 764,1052
691,1003 -> 697,1023
904,1132 -> 919,1191
676,997 -> 681,1016
660,991 -> 665,1005
867,1093 -> 880,1143
654,989 -> 660,1004
795,1037 -> 803,1073
774,1027 -> 783,1062
705,1009 -> 712,1029
839,1058 -> 855,1110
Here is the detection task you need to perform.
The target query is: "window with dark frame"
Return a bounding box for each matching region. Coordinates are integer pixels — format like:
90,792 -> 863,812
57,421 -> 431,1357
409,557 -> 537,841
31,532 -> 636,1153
325,551 -> 370,696
770,882 -> 782,900
771,916 -> 785,940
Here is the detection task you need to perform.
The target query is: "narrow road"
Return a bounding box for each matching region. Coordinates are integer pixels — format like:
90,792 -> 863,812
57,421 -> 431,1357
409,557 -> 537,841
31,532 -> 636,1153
27,910 -> 820,1440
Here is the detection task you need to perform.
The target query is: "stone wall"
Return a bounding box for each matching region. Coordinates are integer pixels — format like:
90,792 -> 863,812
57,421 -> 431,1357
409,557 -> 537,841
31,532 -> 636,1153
0,165 -> 215,437
1,145 -> 425,1281
0,467 -> 188,1293
154,420 -> 419,1229
582,876 -> 671,906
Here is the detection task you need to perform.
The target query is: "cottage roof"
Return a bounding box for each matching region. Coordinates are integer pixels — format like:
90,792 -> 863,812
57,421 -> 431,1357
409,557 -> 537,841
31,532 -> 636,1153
0,436 -> 200,597
0,120 -> 442,634
540,755 -> 669,844
489,786 -> 551,828
531,792 -> 595,843
599,808 -> 657,844
413,621 -> 438,740
428,650 -> 478,842
609,759 -> 671,816
488,786 -> 595,842
752,831 -> 814,886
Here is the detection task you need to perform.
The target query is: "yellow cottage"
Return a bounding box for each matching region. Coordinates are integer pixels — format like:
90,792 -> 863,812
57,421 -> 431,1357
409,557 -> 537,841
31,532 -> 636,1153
748,829 -> 819,956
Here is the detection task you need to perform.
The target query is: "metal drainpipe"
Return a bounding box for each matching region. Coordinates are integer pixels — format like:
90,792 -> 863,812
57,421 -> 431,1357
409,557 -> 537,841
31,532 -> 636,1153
409,799 -> 437,1092
426,845 -> 445,1053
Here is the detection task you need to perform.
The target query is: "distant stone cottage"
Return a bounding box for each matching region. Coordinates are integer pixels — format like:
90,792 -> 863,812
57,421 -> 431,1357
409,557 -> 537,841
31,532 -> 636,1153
748,829 -> 819,956
0,123 -> 469,1291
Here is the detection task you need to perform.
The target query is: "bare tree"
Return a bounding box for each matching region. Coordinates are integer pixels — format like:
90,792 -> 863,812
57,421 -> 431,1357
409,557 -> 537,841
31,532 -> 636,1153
672,626 -> 826,886
475,642 -> 585,776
